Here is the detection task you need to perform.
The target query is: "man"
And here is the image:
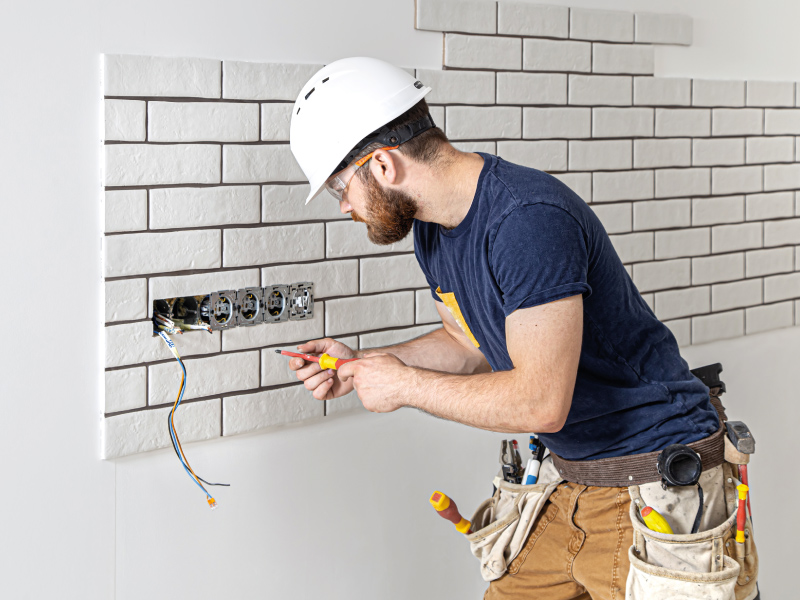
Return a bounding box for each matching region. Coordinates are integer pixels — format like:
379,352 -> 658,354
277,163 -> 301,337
287,57 -> 750,599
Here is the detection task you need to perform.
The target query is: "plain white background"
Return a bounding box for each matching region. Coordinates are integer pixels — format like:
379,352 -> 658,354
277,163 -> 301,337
0,0 -> 797,597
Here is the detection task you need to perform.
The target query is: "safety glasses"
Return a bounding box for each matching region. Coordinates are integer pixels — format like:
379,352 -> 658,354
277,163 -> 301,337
325,145 -> 398,202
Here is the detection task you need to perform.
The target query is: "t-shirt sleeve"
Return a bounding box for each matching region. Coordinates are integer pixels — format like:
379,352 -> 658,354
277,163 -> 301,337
490,203 -> 592,317
413,222 -> 441,302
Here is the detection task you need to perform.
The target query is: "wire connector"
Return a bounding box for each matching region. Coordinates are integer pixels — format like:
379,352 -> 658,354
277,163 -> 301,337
207,497 -> 218,510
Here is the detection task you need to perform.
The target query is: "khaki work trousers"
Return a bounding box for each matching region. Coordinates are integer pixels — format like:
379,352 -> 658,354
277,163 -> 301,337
484,482 -> 633,600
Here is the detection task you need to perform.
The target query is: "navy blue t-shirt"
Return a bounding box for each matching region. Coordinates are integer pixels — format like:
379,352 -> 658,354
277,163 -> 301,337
413,153 -> 719,461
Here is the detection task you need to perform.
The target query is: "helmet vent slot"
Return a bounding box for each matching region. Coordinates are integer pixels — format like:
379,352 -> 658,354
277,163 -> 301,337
304,87 -> 315,100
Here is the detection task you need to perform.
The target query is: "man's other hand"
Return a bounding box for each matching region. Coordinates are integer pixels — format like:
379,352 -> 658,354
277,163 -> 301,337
337,352 -> 410,413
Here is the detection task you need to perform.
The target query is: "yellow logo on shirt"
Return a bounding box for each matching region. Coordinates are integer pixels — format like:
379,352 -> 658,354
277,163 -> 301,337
435,287 -> 480,348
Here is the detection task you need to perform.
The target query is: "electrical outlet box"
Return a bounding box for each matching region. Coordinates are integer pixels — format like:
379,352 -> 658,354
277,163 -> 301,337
236,287 -> 265,327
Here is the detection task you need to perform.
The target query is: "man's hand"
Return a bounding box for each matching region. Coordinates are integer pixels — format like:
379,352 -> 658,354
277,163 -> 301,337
337,352 -> 411,413
289,338 -> 358,400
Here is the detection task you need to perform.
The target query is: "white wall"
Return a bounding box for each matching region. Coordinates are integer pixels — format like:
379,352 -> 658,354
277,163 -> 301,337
0,0 -> 797,598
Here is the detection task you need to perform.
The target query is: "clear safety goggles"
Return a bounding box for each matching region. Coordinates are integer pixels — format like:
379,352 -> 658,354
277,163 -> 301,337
325,145 -> 398,202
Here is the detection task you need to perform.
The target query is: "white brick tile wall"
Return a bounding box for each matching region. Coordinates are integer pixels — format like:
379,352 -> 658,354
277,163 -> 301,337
260,104 -> 293,141
150,186 -> 261,229
446,106 -> 521,140
592,43 -> 654,76
105,189 -> 147,233
222,61 -> 322,101
105,144 -> 221,186
711,109 -> 763,136
745,192 -> 795,221
633,199 -> 691,230
711,165 -> 763,195
104,99 -> 145,141
326,292 -> 415,337
655,108 -> 710,137
692,253 -> 744,285
655,228 -> 710,259
523,39 -> 590,73
222,303 -> 325,352
453,141 -> 496,153
634,13 -> 692,45
712,223 -> 762,254
418,69 -> 496,105
360,254 -> 428,293
764,272 -> 800,303
105,367 -> 147,413
692,310 -> 744,345
552,172 -> 592,202
654,286 -> 709,321
497,73 -> 567,105
104,399 -> 221,459
633,259 -> 690,292
568,75 -> 632,106
592,170 -> 653,202
148,102 -> 258,142
262,261 -> 357,299
148,269 -> 260,317
664,318 -> 691,346
763,164 -> 800,191
764,109 -> 800,135
570,8 -> 633,42
692,80 -> 745,107
764,218 -> 800,247
223,223 -> 324,267
634,139 -> 691,169
498,3 -> 568,38
106,278 -> 147,322
359,324 -> 441,349
104,54 -> 221,98
746,247 -> 794,278
746,301 -> 794,334
263,185 -> 347,223
746,137 -> 795,164
445,34 -> 521,70
609,232 -> 653,263
592,108 -> 653,138
692,138 -> 745,167
569,140 -> 632,170
633,78 -> 691,107
416,0 -> 497,34
325,221 -> 414,258
105,230 -> 221,277
655,168 -> 710,198
591,203 -> 631,234
416,289 -> 441,324
692,196 -> 744,226
523,107 -> 590,139
497,141 -> 567,171
222,144 -> 304,183
105,321 -> 220,369
223,385 -> 323,436
711,278 -> 762,311
746,81 -> 795,107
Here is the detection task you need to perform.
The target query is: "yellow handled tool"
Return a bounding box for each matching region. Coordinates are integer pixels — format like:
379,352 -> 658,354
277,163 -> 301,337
430,491 -> 472,534
640,505 -> 674,534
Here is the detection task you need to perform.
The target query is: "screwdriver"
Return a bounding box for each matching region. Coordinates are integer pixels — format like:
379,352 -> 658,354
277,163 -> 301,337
430,491 -> 472,534
275,349 -> 359,370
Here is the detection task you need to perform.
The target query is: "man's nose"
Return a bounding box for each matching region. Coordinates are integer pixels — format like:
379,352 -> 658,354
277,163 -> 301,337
339,198 -> 352,214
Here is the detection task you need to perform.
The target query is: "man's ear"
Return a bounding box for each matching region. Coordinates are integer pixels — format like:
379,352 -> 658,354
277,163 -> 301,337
371,148 -> 399,185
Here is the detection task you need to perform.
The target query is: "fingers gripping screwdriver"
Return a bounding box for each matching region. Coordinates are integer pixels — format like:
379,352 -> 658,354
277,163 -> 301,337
430,491 -> 472,534
275,349 -> 359,370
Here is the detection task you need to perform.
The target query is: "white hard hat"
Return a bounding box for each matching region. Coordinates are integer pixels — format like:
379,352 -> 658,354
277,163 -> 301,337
290,57 -> 432,204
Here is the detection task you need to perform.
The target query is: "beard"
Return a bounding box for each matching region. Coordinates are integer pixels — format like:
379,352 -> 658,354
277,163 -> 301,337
351,167 -> 419,245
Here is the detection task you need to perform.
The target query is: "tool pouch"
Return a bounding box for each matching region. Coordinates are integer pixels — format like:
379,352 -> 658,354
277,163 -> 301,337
465,456 -> 560,582
625,463 -> 758,600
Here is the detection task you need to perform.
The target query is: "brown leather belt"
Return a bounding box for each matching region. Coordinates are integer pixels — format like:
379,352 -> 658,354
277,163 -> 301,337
549,393 -> 728,488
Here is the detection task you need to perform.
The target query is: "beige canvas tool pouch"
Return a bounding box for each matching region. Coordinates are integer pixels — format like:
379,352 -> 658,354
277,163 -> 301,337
465,456 -> 560,582
626,463 -> 758,600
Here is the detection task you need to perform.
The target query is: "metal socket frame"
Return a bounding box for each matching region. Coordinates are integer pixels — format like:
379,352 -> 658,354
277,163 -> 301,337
208,290 -> 238,331
236,287 -> 265,327
289,282 -> 314,321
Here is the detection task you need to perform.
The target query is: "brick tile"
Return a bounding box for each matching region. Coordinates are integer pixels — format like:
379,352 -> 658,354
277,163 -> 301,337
592,108 -> 653,138
446,106 -> 521,140
262,260 -> 357,299
260,103 -> 293,141
655,286 -> 709,321
764,218 -> 800,246
149,269 -> 260,317
223,223 -> 324,267
692,138 -> 745,167
764,109 -> 800,135
150,186 -> 260,229
655,168 -> 710,198
712,278 -> 762,311
222,61 -> 322,101
569,140 -> 632,170
523,39 -> 590,73
634,77 -> 691,106
592,170 -> 653,202
325,221 -> 414,258
497,73 -> 566,105
796,300 -> 800,326
360,254 -> 428,293
222,144 -> 304,183
105,367 -> 147,413
497,141 -> 567,171
552,173 -> 592,202
609,232 -> 653,263
148,102 -> 258,142
105,144 -> 220,186
712,223 -> 762,254
764,164 -> 800,191
359,324 -> 441,349
445,34 -> 521,70
692,253 -> 744,285
711,165 -> 762,195
223,385 -> 322,436
104,399 -> 220,459
105,189 -> 147,233
523,107 -> 590,139
746,136 -> 795,164
764,272 -> 800,302
105,320 -> 220,369
415,0 -> 496,34
263,184 -> 347,223
326,292 -> 415,337
655,108 -> 711,137
634,13 -> 692,45
416,289 -> 440,324
633,258 -> 690,292
746,301 -> 794,334
655,228 -> 710,259
104,230 -> 221,277
104,54 -> 221,98
634,139 -> 690,169
641,293 -> 655,311
498,2 -> 568,37
570,8 -> 633,42
568,75 -> 632,106
634,199 -> 690,230
692,196 -> 744,226
452,141 -> 496,154
104,99 -> 145,141
222,303 -> 325,352
745,192 -> 795,221
591,203 -> 631,234
592,43 -> 654,75
692,310 -> 744,345
746,247 -> 795,278
106,278 -> 147,323
692,80 -> 745,107
418,69 -> 496,105
664,318 -> 691,347
746,81 -> 795,107
711,108 -> 763,136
